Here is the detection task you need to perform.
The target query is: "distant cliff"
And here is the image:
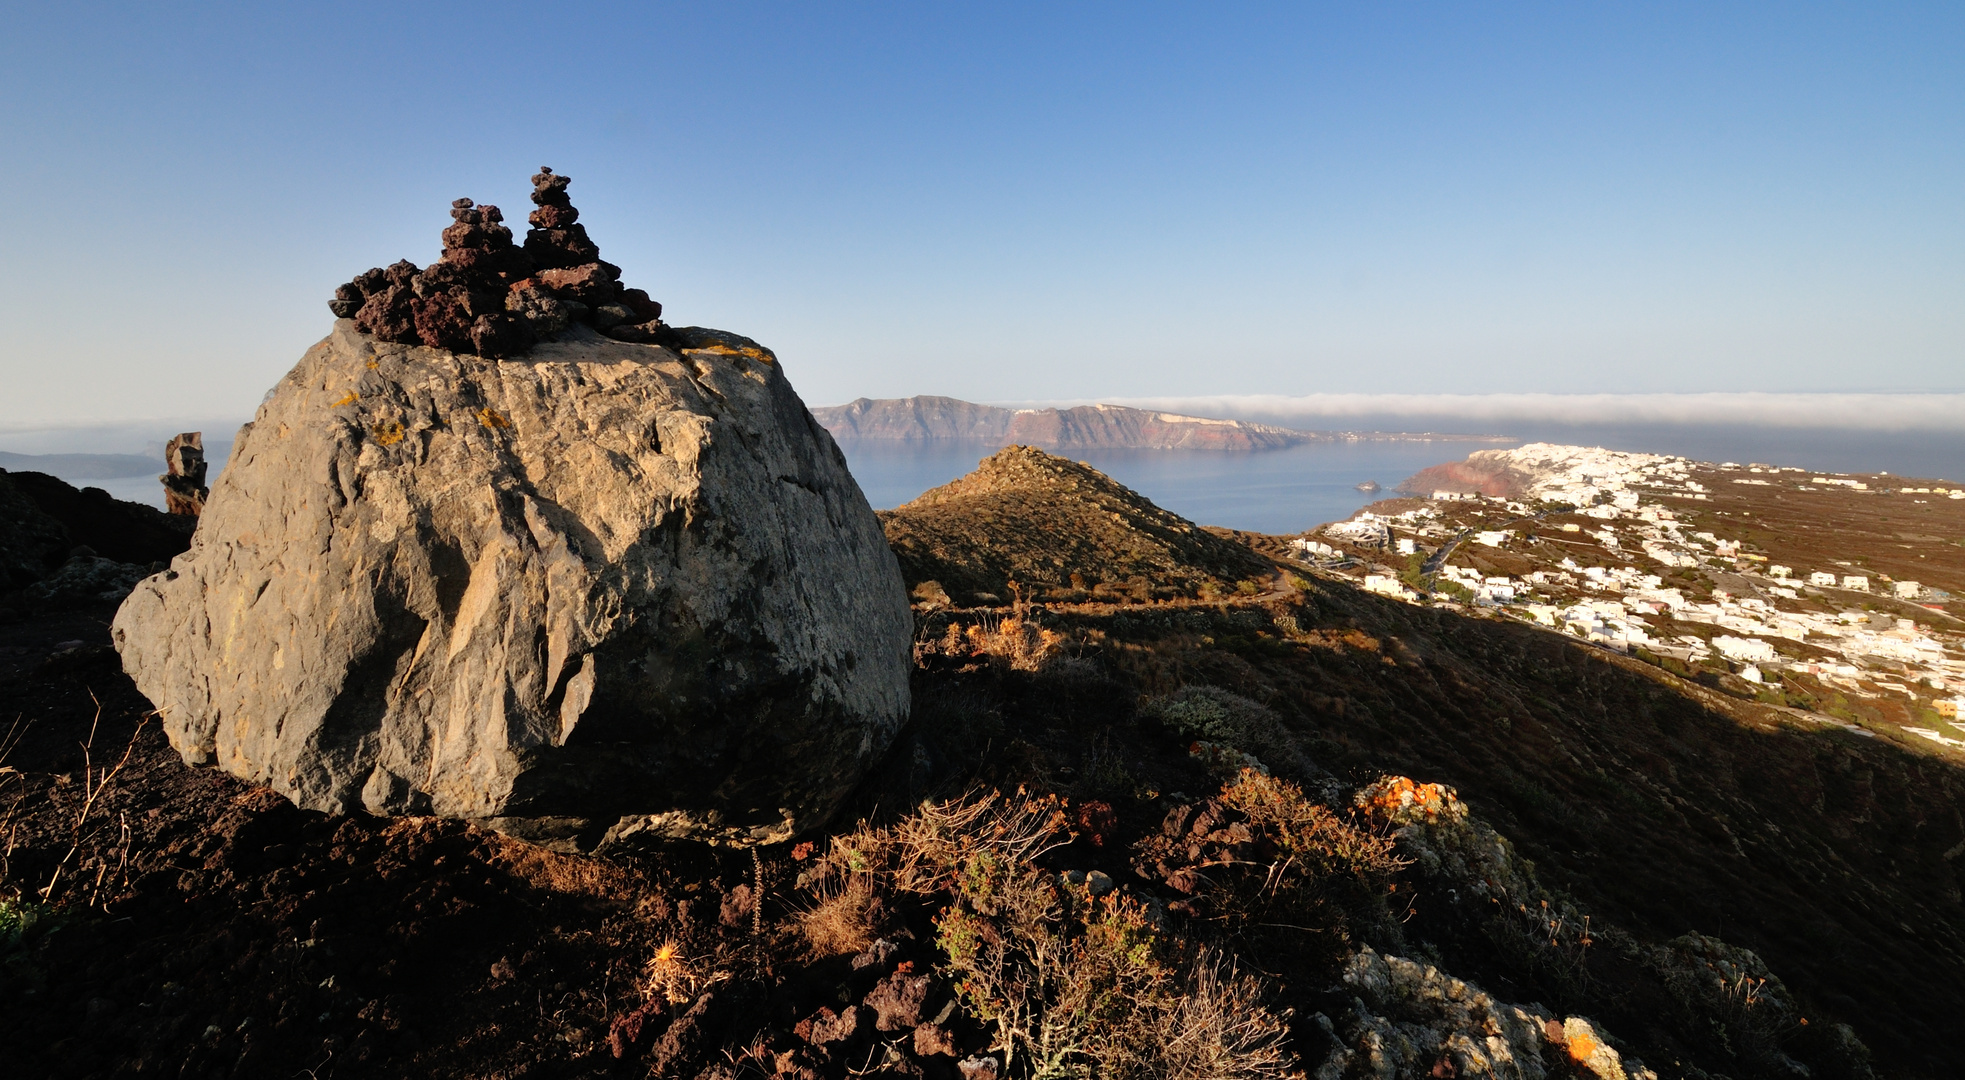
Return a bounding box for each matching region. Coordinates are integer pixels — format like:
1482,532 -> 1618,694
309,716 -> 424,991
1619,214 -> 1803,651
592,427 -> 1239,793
812,397 -> 1314,451
814,396 -> 1511,452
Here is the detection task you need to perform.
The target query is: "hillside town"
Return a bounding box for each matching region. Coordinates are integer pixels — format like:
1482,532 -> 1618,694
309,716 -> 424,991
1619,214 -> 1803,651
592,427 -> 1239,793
1297,444 -> 1965,753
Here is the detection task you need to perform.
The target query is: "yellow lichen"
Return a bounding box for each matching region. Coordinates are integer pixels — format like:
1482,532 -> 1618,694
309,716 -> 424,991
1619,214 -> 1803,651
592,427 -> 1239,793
371,421 -> 405,446
692,344 -> 775,364
331,391 -> 360,407
477,408 -> 510,429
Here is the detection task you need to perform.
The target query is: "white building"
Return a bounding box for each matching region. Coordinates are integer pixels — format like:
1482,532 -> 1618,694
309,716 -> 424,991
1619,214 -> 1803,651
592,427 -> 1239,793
1809,571 -> 1837,587
1713,636 -> 1779,663
1362,574 -> 1418,601
1325,517 -> 1391,546
1841,575 -> 1870,592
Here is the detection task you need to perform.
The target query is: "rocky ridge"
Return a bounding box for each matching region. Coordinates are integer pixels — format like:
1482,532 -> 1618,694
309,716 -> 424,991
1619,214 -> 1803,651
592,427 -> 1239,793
877,445 -> 1276,605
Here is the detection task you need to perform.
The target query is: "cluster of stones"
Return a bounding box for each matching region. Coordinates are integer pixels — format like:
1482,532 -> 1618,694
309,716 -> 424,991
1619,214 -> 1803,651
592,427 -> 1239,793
328,168 -> 669,358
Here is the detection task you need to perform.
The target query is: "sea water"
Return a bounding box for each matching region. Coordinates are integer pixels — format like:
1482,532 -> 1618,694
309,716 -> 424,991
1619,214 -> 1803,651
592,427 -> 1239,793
837,424 -> 1965,535
836,438 -> 1479,535
9,424 -> 1965,534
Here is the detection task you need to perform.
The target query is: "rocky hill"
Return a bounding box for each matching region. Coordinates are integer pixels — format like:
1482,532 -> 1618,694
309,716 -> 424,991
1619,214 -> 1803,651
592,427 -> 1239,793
877,445 -> 1276,605
815,396 -> 1316,450
5,437 -> 1958,1074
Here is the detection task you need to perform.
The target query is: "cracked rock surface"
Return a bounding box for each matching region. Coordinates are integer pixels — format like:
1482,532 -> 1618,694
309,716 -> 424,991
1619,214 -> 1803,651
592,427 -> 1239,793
112,320 -> 910,849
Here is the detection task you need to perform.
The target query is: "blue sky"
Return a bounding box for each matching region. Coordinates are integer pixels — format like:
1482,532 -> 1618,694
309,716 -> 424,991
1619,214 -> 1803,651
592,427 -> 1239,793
2,2 -> 1960,426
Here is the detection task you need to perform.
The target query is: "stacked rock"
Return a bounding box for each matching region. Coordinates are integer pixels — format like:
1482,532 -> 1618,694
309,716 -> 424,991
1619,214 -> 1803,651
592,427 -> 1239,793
521,167 -> 600,269
328,169 -> 671,358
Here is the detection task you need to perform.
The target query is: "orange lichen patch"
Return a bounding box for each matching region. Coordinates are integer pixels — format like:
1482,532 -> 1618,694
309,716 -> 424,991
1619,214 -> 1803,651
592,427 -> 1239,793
1566,1029 -> 1600,1062
331,391 -> 360,407
692,344 -> 775,363
371,420 -> 405,446
1355,775 -> 1465,822
476,407 -> 510,429
365,359 -> 380,370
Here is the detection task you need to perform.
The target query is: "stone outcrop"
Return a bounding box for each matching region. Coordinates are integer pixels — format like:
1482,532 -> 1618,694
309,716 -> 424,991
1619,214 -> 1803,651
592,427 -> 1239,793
1316,946 -> 1656,1080
162,432 -> 208,516
113,320 -> 912,849
329,168 -> 670,359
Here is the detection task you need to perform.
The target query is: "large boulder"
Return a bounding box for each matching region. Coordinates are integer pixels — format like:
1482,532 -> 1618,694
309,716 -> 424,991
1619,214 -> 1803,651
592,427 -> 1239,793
113,321 -> 911,849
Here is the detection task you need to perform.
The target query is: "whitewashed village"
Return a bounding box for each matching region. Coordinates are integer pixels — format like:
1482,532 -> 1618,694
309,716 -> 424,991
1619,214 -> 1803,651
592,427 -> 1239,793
1297,443 -> 1965,754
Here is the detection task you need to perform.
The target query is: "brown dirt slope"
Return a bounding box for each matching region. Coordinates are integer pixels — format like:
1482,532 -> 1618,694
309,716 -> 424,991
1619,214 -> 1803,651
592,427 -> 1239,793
5,455 -> 1962,1078
877,445 -> 1275,604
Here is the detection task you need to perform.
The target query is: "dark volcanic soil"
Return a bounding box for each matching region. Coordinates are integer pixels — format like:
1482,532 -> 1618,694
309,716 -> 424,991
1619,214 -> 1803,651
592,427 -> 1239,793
4,494 -> 1962,1076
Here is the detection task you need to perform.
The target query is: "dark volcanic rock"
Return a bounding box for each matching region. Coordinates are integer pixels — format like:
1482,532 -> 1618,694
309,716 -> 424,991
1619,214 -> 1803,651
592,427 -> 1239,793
331,169 -> 667,358
0,471 -> 73,590
25,554 -> 150,609
0,470 -> 193,570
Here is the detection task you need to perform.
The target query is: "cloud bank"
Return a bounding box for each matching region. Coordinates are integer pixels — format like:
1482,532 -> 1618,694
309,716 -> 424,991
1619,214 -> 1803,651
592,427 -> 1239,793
1075,393 -> 1965,433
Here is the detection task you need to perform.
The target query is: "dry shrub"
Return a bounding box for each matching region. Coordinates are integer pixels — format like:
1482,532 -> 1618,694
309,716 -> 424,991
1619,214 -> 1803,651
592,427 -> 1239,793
935,847 -> 1297,1079
795,872 -> 878,958
798,790 -> 1300,1078
1224,770 -> 1405,881
643,939 -> 725,1005
1135,770 -> 1406,979
802,788 -> 1074,898
489,837 -> 639,899
935,614 -> 1067,672
1135,952 -> 1296,1080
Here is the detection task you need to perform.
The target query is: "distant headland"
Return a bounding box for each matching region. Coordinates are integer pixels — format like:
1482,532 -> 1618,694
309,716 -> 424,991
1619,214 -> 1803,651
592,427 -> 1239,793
811,395 -> 1511,452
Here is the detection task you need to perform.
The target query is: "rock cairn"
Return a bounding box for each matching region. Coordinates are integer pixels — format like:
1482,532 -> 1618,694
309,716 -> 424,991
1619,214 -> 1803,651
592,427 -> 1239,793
328,168 -> 670,358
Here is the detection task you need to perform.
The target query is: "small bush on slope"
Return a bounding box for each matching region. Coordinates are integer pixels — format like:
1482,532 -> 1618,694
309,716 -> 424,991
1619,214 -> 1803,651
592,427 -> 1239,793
1132,769 -> 1407,980
1141,684 -> 1319,779
802,790 -> 1298,1078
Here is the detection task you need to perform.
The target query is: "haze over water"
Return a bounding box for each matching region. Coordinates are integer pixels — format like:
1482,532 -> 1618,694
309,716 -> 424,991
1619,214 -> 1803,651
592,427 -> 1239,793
7,419 -> 1964,533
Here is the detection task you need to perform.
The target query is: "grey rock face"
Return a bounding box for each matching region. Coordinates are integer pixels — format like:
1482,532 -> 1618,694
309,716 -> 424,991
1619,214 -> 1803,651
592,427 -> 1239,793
113,321 -> 911,848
